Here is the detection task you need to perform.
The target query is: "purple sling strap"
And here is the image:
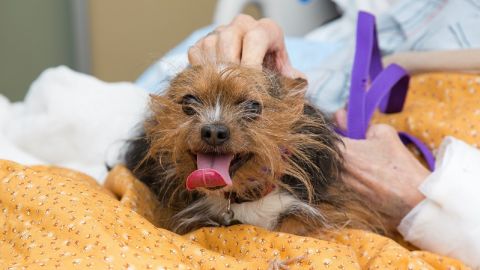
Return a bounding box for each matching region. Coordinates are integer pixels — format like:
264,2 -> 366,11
344,11 -> 436,171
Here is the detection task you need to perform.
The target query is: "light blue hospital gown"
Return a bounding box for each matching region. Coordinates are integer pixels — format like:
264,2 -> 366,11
136,0 -> 480,113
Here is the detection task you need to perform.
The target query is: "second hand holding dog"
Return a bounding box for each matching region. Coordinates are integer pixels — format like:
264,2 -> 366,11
335,109 -> 430,229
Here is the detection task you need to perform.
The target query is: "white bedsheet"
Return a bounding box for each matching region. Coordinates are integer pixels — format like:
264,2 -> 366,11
0,66 -> 148,183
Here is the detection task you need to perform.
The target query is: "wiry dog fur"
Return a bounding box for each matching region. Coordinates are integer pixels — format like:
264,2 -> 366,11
125,64 -> 385,236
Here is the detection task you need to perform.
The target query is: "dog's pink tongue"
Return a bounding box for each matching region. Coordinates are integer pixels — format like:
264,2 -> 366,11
186,153 -> 234,190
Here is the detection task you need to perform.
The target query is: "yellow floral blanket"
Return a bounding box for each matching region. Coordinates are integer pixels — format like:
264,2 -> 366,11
373,73 -> 480,151
0,160 -> 469,269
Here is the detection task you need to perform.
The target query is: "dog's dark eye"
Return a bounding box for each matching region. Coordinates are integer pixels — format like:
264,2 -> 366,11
181,94 -> 200,116
242,100 -> 262,119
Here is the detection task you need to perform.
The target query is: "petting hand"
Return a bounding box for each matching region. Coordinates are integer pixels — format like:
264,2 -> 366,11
335,110 -> 430,229
188,14 -> 304,78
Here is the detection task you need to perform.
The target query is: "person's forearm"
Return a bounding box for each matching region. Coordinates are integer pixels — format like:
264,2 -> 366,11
384,49 -> 480,74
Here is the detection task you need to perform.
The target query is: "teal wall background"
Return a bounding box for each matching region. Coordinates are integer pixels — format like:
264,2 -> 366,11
0,0 -> 74,101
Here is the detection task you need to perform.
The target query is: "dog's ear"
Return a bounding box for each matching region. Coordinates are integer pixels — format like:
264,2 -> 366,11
268,75 -> 307,99
283,77 -> 308,92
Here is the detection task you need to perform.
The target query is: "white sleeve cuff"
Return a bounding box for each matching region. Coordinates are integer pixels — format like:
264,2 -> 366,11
398,137 -> 480,268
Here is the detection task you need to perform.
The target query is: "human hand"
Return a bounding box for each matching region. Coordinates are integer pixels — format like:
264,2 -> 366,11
335,110 -> 430,229
188,14 -> 305,78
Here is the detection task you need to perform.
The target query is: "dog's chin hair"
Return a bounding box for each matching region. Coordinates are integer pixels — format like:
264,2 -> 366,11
169,189 -> 329,235
168,196 -> 226,234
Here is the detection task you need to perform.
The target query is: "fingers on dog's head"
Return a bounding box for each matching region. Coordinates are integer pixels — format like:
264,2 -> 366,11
230,14 -> 256,29
217,28 -> 242,64
241,19 -> 284,69
188,44 -> 204,66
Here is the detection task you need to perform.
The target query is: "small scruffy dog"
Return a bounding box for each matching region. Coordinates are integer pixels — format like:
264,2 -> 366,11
125,64 -> 383,236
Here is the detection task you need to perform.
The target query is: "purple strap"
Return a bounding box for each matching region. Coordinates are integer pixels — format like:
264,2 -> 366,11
344,11 -> 435,171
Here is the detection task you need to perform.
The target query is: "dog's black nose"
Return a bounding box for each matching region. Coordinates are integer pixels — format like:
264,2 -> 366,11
201,124 -> 230,146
